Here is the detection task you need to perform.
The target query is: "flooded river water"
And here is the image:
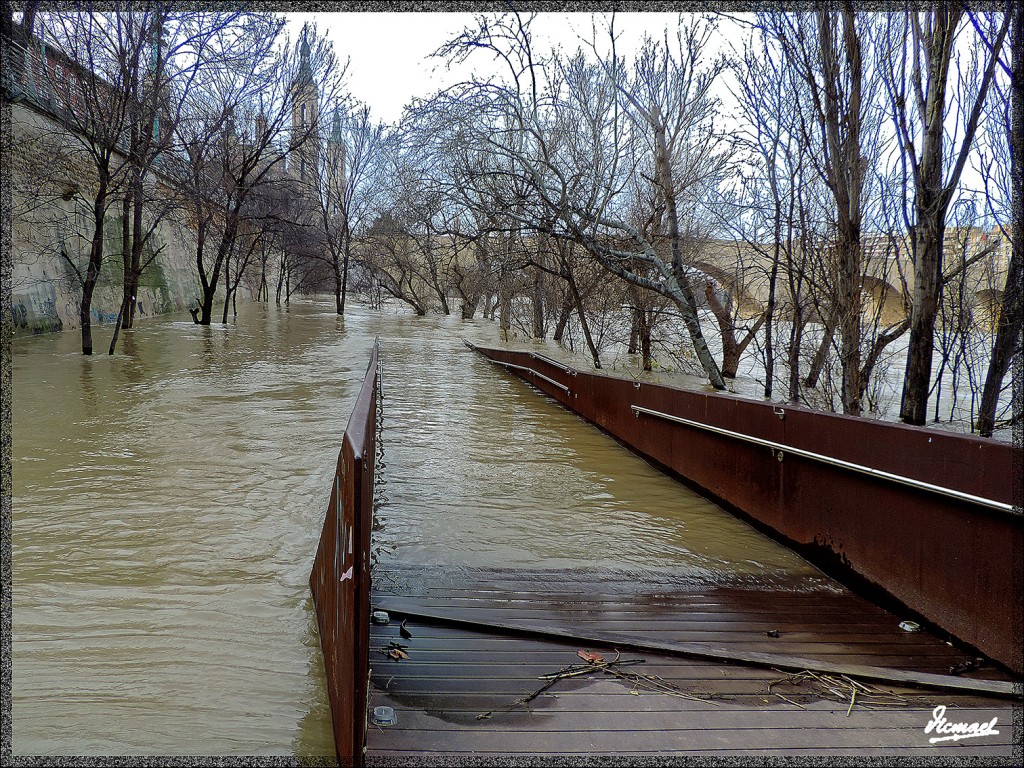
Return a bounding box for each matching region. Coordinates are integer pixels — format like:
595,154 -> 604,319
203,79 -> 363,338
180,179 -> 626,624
12,300 -> 818,756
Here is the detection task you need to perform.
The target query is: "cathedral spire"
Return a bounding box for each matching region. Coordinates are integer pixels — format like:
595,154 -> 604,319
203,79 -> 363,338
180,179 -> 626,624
329,104 -> 342,144
296,27 -> 313,86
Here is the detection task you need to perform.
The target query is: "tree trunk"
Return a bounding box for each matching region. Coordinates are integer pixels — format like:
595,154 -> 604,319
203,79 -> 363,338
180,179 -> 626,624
561,258 -> 601,368
764,242 -> 780,399
788,306 -> 805,404
652,111 -> 725,390
900,217 -> 945,425
552,296 -> 573,342
108,297 -> 128,355
459,286 -> 480,319
531,269 -> 545,338
859,319 -> 910,405
818,7 -> 864,416
120,193 -> 132,328
805,313 -> 836,389
896,6 -> 1003,426
837,247 -> 863,415
109,193 -> 132,355
276,253 -> 285,305
705,282 -> 740,378
638,309 -> 652,372
80,175 -> 110,355
977,4 -> 1022,437
221,253 -> 231,324
335,259 -> 344,314
499,290 -> 511,332
258,258 -> 268,302
125,165 -> 146,330
627,308 -> 640,355
339,237 -> 351,315
456,273 -> 481,319
198,215 -> 239,325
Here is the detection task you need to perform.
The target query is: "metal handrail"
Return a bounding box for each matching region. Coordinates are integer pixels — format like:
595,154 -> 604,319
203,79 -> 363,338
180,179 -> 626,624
631,405 -> 1015,515
495,360 -> 571,394
529,352 -> 577,376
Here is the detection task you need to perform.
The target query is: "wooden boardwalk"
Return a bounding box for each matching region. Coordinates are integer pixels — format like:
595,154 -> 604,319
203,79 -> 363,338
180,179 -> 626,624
365,565 -> 1019,760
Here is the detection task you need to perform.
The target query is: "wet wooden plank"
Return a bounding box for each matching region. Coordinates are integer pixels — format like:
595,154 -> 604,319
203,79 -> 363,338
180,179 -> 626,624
374,689 -> 1010,713
376,633 -> 968,659
367,719 -> 1016,755
369,701 -> 1015,735
367,566 -> 1018,757
376,602 -> 1017,696
371,589 -> 885,611
371,566 -> 1007,668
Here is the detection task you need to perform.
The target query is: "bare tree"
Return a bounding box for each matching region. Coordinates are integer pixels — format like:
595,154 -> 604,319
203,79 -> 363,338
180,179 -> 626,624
171,19 -> 344,325
108,9 -> 250,352
754,7 -> 890,415
880,6 -> 1009,425
431,13 -> 731,386
38,4 -> 151,353
310,101 -> 387,314
973,3 -> 1019,437
363,210 -> 431,315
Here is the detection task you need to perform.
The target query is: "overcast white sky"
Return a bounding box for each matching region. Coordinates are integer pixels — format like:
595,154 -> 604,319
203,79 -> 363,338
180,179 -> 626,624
285,12 -> 747,126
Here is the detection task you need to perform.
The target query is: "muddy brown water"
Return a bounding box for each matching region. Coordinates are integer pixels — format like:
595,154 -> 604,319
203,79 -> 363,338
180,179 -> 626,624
12,300 -> 818,756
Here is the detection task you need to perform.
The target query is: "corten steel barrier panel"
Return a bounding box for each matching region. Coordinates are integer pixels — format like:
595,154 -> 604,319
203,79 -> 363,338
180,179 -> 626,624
310,342 -> 379,767
473,346 -> 1021,675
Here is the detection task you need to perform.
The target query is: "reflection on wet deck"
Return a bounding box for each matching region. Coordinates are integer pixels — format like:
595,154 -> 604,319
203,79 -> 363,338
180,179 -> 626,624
365,566 -> 1018,759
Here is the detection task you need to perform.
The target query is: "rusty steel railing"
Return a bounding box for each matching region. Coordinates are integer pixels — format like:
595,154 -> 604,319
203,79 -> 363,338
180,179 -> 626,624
310,340 -> 379,766
630,404 -> 1015,513
471,344 -> 1021,676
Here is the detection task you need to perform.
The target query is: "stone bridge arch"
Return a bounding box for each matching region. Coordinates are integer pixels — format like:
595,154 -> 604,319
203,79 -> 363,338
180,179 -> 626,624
972,289 -> 1003,333
861,275 -> 906,327
692,260 -> 765,319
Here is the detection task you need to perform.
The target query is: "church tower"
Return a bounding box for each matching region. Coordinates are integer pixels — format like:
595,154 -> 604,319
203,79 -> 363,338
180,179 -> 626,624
325,105 -> 347,212
290,27 -> 320,188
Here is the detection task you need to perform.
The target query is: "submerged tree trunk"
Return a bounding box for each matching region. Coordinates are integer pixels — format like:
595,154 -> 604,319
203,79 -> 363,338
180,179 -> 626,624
805,313 -> 836,389
628,308 -> 640,355
335,261 -> 344,315
637,308 -> 652,372
460,291 -> 480,320
125,161 -> 146,331
197,214 -> 239,325
653,112 -> 725,390
339,250 -> 350,315
788,306 -> 805,404
276,252 -> 286,306
221,252 -> 232,324
552,296 -> 573,342
531,269 -> 545,338
818,8 -> 865,416
763,241 -> 781,399
900,218 -> 945,425
81,174 -> 110,356
560,255 -> 601,369
976,5 -> 1022,437
896,8 -> 1009,425
109,192 -> 132,355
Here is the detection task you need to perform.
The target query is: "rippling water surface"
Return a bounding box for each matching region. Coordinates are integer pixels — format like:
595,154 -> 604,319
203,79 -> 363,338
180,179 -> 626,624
13,300 -> 816,756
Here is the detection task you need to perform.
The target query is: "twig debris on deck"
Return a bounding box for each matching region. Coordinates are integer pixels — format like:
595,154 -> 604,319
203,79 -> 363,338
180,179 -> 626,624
765,670 -> 922,712
476,649 -> 721,720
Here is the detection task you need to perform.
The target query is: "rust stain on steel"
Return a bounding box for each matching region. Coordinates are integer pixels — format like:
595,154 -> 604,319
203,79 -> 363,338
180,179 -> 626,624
471,345 -> 1022,676
310,341 -> 379,766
